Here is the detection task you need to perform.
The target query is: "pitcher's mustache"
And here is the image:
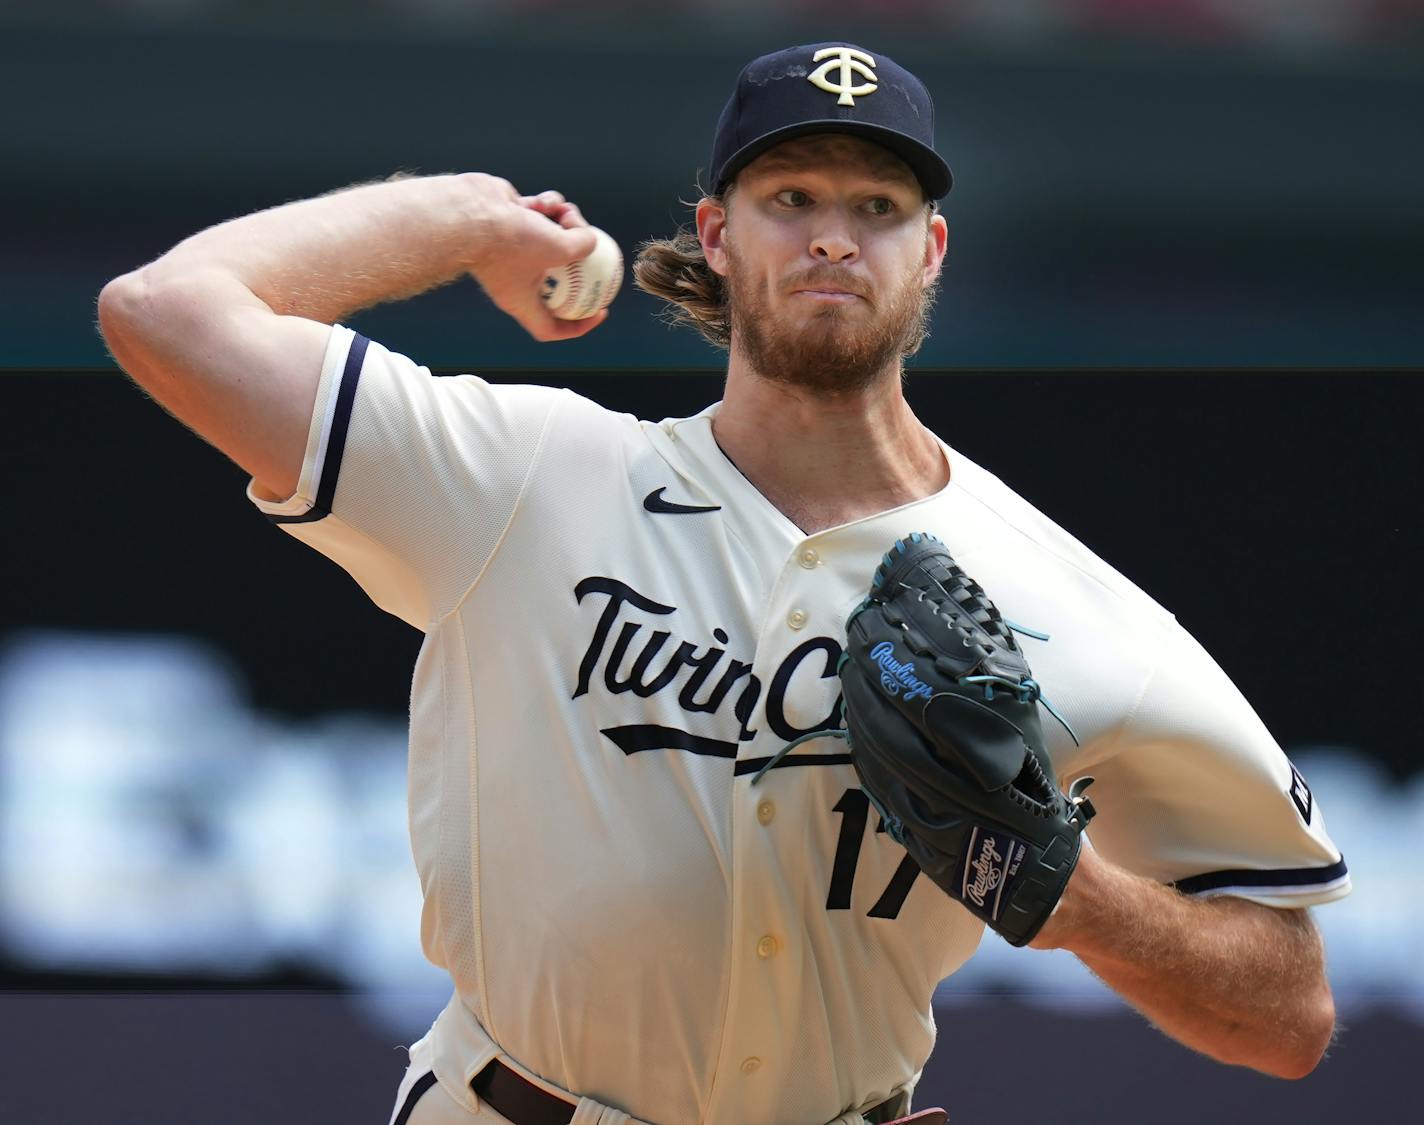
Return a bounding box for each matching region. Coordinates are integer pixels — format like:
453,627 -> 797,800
785,269 -> 872,299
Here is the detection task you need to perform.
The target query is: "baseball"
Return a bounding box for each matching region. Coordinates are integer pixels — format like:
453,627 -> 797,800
541,227 -> 624,320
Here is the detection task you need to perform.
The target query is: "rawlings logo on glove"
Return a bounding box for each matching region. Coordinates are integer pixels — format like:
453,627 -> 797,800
836,532 -> 1095,947
869,641 -> 934,701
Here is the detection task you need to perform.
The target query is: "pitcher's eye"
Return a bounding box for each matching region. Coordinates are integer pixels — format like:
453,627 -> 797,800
866,197 -> 895,216
775,190 -> 810,207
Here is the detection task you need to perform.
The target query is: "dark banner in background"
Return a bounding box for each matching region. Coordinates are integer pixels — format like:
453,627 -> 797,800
6,369 -> 1417,776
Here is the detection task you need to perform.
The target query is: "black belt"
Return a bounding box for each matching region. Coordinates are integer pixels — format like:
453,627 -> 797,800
471,1059 -> 576,1125
470,1058 -> 899,1124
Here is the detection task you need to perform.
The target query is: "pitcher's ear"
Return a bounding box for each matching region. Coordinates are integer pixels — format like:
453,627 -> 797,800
697,195 -> 731,278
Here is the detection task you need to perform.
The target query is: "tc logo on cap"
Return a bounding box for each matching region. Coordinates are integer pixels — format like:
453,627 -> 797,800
807,46 -> 878,106
708,42 -> 951,198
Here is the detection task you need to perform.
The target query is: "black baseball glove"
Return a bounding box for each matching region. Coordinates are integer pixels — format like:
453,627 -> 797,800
837,532 -> 1095,947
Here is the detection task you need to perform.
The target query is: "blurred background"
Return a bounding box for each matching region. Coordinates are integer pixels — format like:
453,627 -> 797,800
2,2 -> 1422,1123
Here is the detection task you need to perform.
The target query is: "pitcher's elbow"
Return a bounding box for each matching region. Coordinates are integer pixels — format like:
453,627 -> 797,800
1273,989 -> 1337,1080
97,270 -> 151,349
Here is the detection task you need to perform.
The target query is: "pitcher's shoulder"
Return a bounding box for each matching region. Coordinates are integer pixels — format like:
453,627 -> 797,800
945,448 -> 1178,628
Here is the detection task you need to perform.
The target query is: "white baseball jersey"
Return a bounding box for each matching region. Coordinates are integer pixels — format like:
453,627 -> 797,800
249,325 -> 1349,1125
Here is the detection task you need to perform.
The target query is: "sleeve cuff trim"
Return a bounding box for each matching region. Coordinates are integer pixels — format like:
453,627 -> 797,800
267,331 -> 368,525
1170,857 -> 1349,898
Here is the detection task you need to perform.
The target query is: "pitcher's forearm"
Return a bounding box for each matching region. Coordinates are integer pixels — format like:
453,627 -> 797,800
1033,847 -> 1334,1077
137,173 -> 486,324
95,171 -> 601,500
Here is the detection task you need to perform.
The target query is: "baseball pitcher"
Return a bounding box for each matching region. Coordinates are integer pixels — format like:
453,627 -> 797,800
98,42 -> 1348,1125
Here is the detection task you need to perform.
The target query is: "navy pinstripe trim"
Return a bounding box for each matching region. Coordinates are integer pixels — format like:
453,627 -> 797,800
392,1070 -> 437,1125
268,332 -> 369,525
1171,856 -> 1348,896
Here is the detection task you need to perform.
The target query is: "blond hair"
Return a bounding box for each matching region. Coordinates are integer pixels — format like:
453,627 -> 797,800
632,193 -> 732,350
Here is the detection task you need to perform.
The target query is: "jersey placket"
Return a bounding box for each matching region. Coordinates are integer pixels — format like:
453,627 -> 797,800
705,533 -> 849,1125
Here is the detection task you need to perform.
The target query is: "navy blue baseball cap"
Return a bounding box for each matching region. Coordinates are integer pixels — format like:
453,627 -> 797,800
709,43 -> 952,200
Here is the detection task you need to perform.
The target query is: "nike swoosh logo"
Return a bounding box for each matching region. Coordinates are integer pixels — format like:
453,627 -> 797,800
643,487 -> 722,515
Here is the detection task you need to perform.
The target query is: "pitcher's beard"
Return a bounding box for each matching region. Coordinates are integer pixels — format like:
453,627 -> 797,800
725,255 -> 933,397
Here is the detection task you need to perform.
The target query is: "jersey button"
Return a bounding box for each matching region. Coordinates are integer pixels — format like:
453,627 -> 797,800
756,799 -> 775,826
756,935 -> 779,959
786,608 -> 808,630
740,1057 -> 762,1075
797,547 -> 820,569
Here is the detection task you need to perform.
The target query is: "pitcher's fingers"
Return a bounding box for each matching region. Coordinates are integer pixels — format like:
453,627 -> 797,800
555,224 -> 598,263
517,190 -> 568,214
556,203 -> 588,229
545,307 -> 608,339
518,305 -> 608,342
523,200 -> 586,229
